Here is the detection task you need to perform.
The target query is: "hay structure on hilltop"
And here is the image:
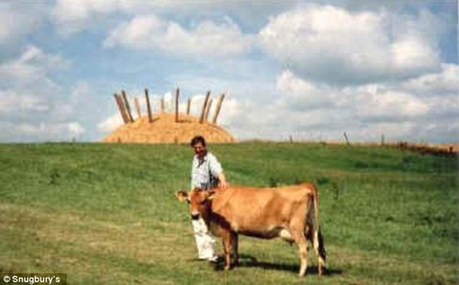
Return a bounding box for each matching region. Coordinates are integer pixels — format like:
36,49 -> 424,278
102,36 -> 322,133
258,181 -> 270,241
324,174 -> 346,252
103,89 -> 236,144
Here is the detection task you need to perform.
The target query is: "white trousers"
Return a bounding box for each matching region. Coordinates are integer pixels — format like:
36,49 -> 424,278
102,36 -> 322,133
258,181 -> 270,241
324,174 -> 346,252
191,218 -> 216,259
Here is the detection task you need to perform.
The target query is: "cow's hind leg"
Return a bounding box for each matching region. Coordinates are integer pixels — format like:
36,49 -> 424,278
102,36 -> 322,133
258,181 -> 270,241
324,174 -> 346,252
231,232 -> 239,267
314,229 -> 327,276
221,230 -> 233,271
306,193 -> 327,276
292,230 -> 308,277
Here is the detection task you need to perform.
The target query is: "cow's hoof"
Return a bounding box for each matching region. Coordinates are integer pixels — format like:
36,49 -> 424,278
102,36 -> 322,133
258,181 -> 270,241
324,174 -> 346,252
298,271 -> 307,277
224,265 -> 231,271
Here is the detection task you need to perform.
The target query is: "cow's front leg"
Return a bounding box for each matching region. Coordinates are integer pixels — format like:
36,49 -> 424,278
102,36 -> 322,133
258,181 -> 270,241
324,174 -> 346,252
231,232 -> 239,267
221,230 -> 232,271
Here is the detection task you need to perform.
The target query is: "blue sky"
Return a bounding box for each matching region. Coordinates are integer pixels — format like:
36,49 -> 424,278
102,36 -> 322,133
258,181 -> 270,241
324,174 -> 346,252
0,0 -> 457,143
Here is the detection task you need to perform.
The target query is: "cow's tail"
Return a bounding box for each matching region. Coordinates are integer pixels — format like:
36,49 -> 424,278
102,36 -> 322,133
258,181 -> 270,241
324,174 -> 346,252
309,184 -> 327,270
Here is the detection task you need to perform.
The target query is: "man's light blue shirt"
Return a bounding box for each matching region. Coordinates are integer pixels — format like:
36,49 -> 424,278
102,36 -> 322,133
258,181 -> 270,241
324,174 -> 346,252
191,152 -> 223,190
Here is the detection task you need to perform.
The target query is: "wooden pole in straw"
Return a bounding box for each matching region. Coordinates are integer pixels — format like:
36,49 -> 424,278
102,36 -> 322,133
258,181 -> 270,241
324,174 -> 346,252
121,90 -> 134,122
114,93 -> 129,124
175,88 -> 180,122
199,91 -> 211,124
134,97 -> 142,119
211,93 -> 225,124
343,132 -> 350,145
144,88 -> 153,123
119,94 -> 130,123
186,98 -> 191,115
204,98 -> 213,121
160,98 -> 165,113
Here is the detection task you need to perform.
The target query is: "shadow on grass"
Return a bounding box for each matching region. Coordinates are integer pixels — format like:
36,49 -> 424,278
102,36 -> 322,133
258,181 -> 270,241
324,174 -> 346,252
212,254 -> 342,276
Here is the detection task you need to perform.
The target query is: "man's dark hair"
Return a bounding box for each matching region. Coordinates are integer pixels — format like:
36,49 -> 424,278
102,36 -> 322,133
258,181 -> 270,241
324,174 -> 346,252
190,136 -> 206,147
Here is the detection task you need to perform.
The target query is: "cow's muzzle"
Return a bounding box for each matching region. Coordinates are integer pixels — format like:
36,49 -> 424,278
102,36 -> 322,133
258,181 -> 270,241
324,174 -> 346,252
191,214 -> 200,220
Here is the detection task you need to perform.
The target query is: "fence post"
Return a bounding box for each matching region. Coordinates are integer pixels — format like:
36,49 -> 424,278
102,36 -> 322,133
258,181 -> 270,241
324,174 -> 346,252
343,132 -> 350,145
204,98 -> 213,121
160,98 -> 165,113
175,88 -> 180,122
121,90 -> 134,122
145,88 -> 153,123
134,97 -> 142,119
211,94 -> 225,124
114,93 -> 129,124
186,98 -> 191,115
199,91 -> 211,124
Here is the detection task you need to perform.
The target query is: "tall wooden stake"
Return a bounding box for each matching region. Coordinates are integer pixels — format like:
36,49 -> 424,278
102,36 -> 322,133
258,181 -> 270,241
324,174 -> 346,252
145,88 -> 153,123
186,98 -> 191,115
343,132 -> 350,145
159,98 -> 164,113
160,98 -> 165,113
199,91 -> 211,124
211,94 -> 225,124
204,98 -> 213,121
134,97 -> 142,119
175,88 -> 180,122
121,90 -> 134,122
114,93 -> 129,124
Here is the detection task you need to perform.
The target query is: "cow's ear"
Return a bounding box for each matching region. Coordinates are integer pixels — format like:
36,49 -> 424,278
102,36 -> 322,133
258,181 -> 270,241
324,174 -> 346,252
175,191 -> 189,202
206,190 -> 216,200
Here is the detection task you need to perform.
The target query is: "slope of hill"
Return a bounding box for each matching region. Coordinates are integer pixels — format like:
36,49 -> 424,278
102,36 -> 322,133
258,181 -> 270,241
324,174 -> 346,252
0,143 -> 457,284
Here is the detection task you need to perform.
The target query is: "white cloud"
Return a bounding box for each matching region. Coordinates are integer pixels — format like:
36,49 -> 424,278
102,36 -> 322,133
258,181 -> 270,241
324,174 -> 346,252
0,2 -> 45,45
51,0 -> 301,35
217,66 -> 458,142
104,14 -> 253,58
67,122 -> 85,137
352,87 -> 430,121
97,113 -> 123,134
0,121 -> 85,142
0,46 -> 89,142
23,1 -> 458,143
259,5 -> 442,84
51,0 -> 122,35
276,70 -> 336,109
0,45 -> 70,92
0,90 -> 50,115
18,45 -> 70,70
400,64 -> 459,96
277,69 -> 447,121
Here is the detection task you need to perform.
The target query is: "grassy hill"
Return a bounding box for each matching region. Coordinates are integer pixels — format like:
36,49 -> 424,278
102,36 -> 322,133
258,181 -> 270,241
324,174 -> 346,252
0,142 -> 457,284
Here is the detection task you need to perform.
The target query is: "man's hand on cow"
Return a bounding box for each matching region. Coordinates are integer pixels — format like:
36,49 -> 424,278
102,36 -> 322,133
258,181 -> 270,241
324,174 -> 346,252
218,173 -> 229,189
220,180 -> 229,189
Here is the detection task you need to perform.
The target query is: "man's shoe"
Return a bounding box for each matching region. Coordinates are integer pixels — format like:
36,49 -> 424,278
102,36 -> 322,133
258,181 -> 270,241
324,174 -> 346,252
207,255 -> 223,263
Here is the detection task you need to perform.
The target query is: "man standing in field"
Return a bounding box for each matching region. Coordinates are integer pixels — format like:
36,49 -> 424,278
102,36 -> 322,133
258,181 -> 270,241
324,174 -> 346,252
189,135 -> 228,262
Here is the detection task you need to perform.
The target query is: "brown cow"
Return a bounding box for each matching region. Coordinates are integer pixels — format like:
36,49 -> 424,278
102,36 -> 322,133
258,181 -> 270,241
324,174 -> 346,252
176,183 -> 327,276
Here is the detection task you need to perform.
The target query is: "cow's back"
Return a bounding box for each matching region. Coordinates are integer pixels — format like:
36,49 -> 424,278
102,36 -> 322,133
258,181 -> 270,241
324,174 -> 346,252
211,185 -> 313,238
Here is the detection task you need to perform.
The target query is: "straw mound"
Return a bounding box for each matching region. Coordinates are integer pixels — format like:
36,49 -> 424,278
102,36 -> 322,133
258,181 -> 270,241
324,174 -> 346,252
103,113 -> 236,144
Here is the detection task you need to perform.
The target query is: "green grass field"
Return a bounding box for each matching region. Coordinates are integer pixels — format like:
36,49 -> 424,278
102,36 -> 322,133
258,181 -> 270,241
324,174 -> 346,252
0,142 -> 457,284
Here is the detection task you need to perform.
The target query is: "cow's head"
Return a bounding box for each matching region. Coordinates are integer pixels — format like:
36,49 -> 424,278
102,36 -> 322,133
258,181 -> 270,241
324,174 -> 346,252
176,188 -> 216,220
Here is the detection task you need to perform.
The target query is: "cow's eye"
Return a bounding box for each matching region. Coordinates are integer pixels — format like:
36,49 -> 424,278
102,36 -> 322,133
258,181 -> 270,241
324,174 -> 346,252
200,200 -> 207,205
186,199 -> 191,204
